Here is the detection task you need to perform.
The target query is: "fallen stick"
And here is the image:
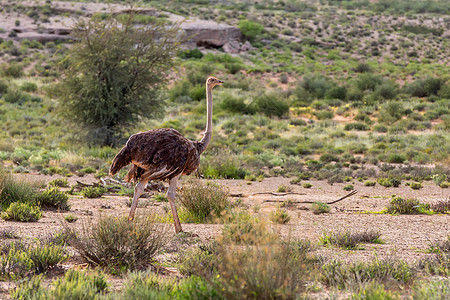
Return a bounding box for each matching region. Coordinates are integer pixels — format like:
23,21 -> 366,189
262,190 -> 358,205
252,192 -> 307,196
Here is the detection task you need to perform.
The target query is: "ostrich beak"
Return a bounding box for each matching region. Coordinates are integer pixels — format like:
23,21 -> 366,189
217,80 -> 224,84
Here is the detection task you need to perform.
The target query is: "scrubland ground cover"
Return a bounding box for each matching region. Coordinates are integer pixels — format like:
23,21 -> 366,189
0,0 -> 449,298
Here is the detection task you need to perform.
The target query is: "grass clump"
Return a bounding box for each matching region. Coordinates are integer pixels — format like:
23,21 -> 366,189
0,241 -> 68,280
343,184 -> 354,191
385,196 -> 430,215
81,186 -> 108,198
351,282 -> 398,299
413,278 -> 450,299
35,187 -> 70,210
322,257 -> 413,290
303,183 -> 313,188
320,230 -> 383,250
178,180 -> 230,223
277,184 -> 291,192
1,202 -> 43,222
64,214 -> 78,223
269,208 -> 291,224
430,200 -> 450,213
11,270 -> 108,299
63,215 -> 168,272
311,202 -> 331,214
222,210 -> 264,244
0,169 -> 38,210
364,180 -> 376,186
153,193 -> 168,202
408,182 -> 423,190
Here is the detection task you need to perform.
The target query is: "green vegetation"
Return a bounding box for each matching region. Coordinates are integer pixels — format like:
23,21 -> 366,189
320,230 -> 383,250
1,202 -> 43,222
269,208 -> 291,224
311,202 -> 331,214
385,196 -> 431,214
81,186 -> 108,198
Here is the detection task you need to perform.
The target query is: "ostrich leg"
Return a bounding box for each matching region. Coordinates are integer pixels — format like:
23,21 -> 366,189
128,180 -> 148,221
167,176 -> 183,233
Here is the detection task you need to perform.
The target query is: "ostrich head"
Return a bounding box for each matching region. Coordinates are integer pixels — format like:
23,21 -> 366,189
206,76 -> 224,88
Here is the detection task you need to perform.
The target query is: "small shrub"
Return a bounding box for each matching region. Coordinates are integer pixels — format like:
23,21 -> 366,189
409,182 -> 423,190
178,244 -> 219,277
377,177 -> 401,187
269,208 -> 291,224
80,166 -> 96,174
386,153 -> 406,164
1,202 -> 42,222
352,282 -> 398,299
430,200 -> 450,213
303,183 -> 312,188
64,214 -> 78,223
277,184 -> 292,193
48,178 -> 69,187
344,123 -> 368,131
322,258 -> 413,289
364,181 -> 376,186
311,202 -> 330,214
0,170 -> 38,209
413,278 -> 450,300
20,82 -> 38,92
153,193 -> 168,202
385,196 -> 429,215
222,210 -> 264,244
343,184 -> 354,191
35,187 -> 70,210
0,227 -> 19,239
440,181 -> 450,188
81,186 -> 108,198
178,180 -> 230,223
320,230 -> 383,250
64,215 -> 168,271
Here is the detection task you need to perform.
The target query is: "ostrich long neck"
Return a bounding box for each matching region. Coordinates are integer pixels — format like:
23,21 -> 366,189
198,85 -> 213,154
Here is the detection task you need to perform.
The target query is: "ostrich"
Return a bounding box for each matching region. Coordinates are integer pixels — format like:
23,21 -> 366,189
109,76 -> 223,233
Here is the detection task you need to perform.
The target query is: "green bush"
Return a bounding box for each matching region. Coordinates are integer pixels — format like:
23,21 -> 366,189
343,184 -> 354,191
35,187 -> 70,210
81,186 -> 108,198
0,170 -> 38,210
320,230 -> 383,250
364,181 -> 376,187
1,202 -> 43,222
48,178 -> 69,187
178,180 -> 230,223
377,177 -> 401,188
409,182 -> 423,190
385,196 -> 429,214
311,202 -> 330,214
386,153 -> 406,164
251,93 -> 289,117
20,82 -> 38,92
222,210 -> 264,244
12,270 -> 108,299
64,215 -> 168,271
178,49 -> 203,59
3,89 -> 31,105
344,123 -> 368,131
238,20 -> 263,41
64,214 -> 78,223
269,208 -> 291,224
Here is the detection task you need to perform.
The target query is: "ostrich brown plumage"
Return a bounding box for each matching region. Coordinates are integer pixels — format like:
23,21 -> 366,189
109,76 -> 223,233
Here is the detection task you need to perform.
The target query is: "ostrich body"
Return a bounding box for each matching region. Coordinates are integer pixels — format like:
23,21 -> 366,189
109,76 -> 223,233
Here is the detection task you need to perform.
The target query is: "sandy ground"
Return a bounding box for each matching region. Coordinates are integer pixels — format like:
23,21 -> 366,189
0,173 -> 449,297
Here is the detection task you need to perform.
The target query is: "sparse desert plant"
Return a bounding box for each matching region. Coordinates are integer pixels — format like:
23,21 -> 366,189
35,187 -> 70,210
0,227 -> 19,239
64,214 -> 78,223
0,241 -> 68,280
428,236 -> 450,254
343,184 -> 354,191
48,178 -> 69,187
1,202 -> 43,222
408,182 -> 423,190
63,215 -> 168,271
320,230 -> 383,250
0,169 -> 38,209
178,244 -> 219,277
385,196 -> 430,215
303,183 -> 312,188
11,270 -> 108,299
351,282 -> 398,299
377,177 -> 401,188
413,278 -> 450,300
222,210 -> 265,244
269,208 -> 291,224
364,180 -> 376,186
430,200 -> 450,213
322,257 -> 413,290
311,202 -> 331,214
81,186 -> 108,198
277,184 -> 292,192
178,180 -> 230,223
153,193 -> 168,202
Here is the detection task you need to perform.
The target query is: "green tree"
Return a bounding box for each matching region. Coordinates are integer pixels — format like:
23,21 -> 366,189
238,20 -> 263,42
58,14 -> 181,146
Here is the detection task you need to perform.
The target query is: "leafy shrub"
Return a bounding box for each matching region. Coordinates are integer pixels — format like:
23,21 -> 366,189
35,187 -> 70,210
251,93 -> 289,117
48,178 -> 69,187
0,79 -> 9,95
64,215 -> 168,271
20,82 -> 38,92
1,241 -> 68,280
343,184 -> 354,191
219,94 -> 250,114
200,152 -> 247,179
238,20 -> 263,41
364,181 -> 376,186
12,270 -> 108,299
430,200 -> 450,213
178,180 -> 230,223
1,63 -> 24,78
320,230 -> 383,250
81,186 -> 108,198
386,153 -> 406,164
311,202 -> 330,214
303,183 -> 312,188
385,196 -> 429,214
1,202 -> 43,222
269,208 -> 291,224
413,278 -> 450,300
406,77 -> 443,98
3,89 -> 30,105
344,123 -> 368,131
377,177 -> 401,187
178,245 -> 219,277
222,210 -> 264,244
178,49 -> 203,59
351,282 -> 398,299
409,182 -> 423,190
153,193 -> 168,202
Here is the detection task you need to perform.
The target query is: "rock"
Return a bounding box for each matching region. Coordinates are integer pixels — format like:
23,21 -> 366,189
181,19 -> 242,48
240,41 -> 256,52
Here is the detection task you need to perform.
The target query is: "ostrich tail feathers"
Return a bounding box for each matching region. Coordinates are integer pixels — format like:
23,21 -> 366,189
109,146 -> 131,176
